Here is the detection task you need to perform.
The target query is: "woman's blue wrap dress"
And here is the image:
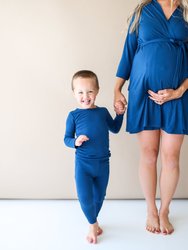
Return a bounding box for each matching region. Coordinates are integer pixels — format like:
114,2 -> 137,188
116,0 -> 188,134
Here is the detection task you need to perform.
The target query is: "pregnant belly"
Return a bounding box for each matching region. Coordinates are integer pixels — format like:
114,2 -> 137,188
130,43 -> 181,91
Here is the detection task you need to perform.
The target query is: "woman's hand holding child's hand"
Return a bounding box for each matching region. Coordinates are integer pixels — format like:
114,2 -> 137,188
114,100 -> 127,115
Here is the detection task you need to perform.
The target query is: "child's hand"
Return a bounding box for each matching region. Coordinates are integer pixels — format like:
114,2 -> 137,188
114,100 -> 127,114
75,135 -> 89,147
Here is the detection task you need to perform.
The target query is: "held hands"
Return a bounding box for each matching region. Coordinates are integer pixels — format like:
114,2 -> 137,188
114,92 -> 127,115
75,135 -> 89,147
148,88 -> 183,105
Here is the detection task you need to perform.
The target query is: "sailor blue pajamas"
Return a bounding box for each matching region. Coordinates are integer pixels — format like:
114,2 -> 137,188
75,157 -> 109,224
64,107 -> 123,224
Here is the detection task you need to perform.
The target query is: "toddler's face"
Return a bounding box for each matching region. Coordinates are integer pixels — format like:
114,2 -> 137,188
73,77 -> 99,109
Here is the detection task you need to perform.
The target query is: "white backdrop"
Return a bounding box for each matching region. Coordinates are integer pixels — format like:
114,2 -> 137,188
0,0 -> 188,198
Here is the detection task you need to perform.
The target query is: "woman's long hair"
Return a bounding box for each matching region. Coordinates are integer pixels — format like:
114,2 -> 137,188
129,0 -> 188,33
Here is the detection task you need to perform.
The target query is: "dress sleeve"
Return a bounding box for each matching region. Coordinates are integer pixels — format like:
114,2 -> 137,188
185,43 -> 188,78
105,108 -> 124,133
116,18 -> 138,80
64,112 -> 76,148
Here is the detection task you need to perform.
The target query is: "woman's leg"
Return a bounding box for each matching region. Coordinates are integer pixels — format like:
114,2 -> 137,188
159,131 -> 184,234
137,130 -> 160,233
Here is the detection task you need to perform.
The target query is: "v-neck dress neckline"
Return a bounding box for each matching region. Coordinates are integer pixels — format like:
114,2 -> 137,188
154,0 -> 180,21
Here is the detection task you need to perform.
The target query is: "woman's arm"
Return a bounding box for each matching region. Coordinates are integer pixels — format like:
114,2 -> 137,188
148,78 -> 188,105
114,16 -> 138,114
114,77 -> 127,114
177,78 -> 188,96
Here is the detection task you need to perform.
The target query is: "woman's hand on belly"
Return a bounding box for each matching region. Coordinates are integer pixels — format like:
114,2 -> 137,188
148,79 -> 188,104
148,88 -> 182,105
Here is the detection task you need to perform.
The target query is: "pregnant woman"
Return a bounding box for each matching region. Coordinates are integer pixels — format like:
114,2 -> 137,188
114,0 -> 188,235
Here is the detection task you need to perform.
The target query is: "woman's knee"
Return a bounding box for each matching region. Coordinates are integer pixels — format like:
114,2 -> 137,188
141,147 -> 159,165
161,151 -> 180,169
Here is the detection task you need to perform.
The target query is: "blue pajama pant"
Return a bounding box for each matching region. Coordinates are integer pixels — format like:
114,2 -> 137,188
75,156 -> 109,224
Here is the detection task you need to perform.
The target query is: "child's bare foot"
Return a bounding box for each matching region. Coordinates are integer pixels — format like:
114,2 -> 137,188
86,223 -> 98,244
97,225 -> 103,236
146,212 -> 160,234
159,212 -> 174,235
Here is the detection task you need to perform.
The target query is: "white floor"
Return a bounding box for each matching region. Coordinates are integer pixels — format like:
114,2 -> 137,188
0,200 -> 187,250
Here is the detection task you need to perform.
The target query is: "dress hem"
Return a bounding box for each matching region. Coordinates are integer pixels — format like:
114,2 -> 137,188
126,127 -> 188,135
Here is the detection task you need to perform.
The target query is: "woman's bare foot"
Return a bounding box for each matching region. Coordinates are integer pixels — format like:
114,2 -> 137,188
159,212 -> 174,235
86,223 -> 98,244
146,212 -> 160,234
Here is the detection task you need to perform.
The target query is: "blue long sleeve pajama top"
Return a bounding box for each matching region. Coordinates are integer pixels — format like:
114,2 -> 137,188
64,107 -> 123,159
